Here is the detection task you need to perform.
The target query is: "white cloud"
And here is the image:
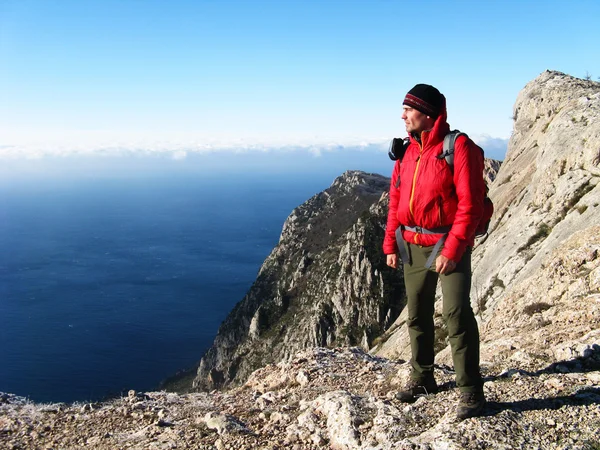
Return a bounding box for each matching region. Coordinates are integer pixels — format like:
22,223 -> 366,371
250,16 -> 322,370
0,130 -> 391,160
171,151 -> 187,161
0,129 -> 506,161
469,134 -> 509,161
308,146 -> 322,157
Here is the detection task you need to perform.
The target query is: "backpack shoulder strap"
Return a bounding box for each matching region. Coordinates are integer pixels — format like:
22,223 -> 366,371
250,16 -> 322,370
441,130 -> 467,167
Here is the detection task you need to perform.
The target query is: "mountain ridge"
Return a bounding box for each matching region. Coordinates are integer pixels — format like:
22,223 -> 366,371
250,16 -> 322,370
193,170 -> 406,392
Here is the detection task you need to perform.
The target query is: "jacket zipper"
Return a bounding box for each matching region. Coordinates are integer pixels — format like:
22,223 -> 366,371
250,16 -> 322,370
409,139 -> 424,244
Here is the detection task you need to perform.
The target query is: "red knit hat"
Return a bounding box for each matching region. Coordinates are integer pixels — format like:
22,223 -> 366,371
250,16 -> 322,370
403,84 -> 444,119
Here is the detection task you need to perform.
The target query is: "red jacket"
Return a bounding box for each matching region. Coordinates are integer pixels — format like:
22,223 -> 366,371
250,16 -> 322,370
383,106 -> 486,262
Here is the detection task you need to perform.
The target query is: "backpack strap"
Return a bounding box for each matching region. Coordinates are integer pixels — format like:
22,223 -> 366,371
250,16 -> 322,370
396,225 -> 453,269
438,130 -> 466,167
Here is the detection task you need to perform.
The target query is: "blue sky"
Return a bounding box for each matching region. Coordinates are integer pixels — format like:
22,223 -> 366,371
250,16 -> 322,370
1,0 -> 599,161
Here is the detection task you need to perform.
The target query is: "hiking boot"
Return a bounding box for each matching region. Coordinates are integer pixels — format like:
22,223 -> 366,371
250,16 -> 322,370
395,377 -> 438,403
456,391 -> 486,420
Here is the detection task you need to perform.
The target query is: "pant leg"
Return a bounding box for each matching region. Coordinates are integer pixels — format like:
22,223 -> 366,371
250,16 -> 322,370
403,244 -> 439,381
439,247 -> 483,393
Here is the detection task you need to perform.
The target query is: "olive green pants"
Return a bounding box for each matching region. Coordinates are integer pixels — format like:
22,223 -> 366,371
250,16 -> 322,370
404,244 -> 483,393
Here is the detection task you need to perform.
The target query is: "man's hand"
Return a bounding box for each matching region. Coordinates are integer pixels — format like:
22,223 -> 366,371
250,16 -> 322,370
386,254 -> 398,269
435,255 -> 456,274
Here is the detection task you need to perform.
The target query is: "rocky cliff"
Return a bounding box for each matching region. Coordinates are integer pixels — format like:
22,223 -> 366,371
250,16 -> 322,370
193,171 -> 406,391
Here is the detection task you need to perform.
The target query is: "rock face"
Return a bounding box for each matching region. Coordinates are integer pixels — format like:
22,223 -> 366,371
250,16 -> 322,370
476,226 -> 600,370
475,70 -> 600,308
193,171 -> 406,391
374,71 -> 600,364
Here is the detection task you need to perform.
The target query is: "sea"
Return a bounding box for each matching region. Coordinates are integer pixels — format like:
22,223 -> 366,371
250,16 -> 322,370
0,149 -> 392,403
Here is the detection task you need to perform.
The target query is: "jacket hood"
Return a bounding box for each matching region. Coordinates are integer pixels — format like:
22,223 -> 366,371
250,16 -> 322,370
410,96 -> 450,148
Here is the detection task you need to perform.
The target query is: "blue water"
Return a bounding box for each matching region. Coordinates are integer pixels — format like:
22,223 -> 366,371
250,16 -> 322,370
0,151 -> 392,403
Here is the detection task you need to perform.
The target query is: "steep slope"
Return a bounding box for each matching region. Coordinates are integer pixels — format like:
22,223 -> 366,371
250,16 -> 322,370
374,71 -> 600,365
192,171 -> 406,391
476,225 -> 600,371
473,70 -> 600,309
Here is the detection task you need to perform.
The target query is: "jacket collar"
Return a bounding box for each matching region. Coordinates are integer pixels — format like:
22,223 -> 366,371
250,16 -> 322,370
411,98 -> 450,149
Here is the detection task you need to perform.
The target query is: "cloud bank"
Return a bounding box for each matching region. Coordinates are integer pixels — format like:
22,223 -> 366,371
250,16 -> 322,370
0,135 -> 508,161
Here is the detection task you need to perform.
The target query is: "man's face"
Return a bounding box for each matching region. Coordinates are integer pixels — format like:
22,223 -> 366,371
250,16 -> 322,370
402,106 -> 434,134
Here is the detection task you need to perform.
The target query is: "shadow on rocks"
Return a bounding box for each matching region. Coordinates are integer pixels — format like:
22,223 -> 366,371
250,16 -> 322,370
533,349 -> 600,376
483,347 -> 600,384
477,350 -> 600,417
481,387 -> 600,416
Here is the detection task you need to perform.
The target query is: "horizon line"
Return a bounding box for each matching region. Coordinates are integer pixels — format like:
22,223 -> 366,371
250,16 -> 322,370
0,134 -> 509,161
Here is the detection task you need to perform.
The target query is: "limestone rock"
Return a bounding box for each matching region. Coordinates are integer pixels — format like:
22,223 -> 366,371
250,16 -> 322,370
192,171 -> 407,391
3,347 -> 599,449
203,412 -> 249,435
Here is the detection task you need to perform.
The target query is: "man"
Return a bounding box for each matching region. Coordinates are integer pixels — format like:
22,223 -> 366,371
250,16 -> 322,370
383,83 -> 486,420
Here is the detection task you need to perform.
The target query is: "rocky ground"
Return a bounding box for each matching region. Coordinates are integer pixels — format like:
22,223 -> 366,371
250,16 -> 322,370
2,347 -> 599,450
